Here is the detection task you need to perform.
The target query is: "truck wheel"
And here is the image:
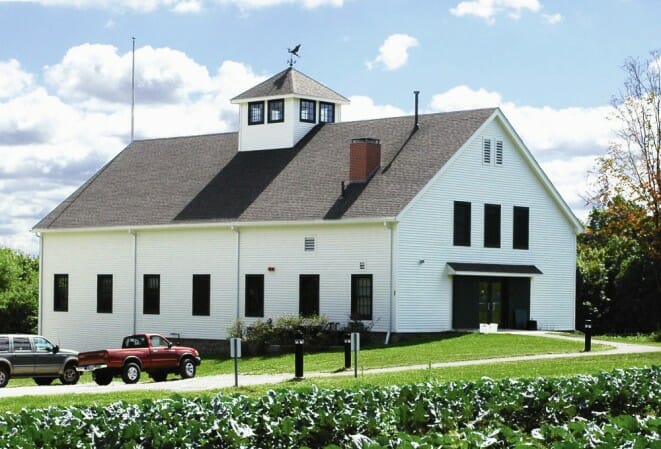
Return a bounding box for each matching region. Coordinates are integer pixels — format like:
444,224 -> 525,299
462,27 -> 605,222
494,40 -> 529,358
93,369 -> 113,386
34,377 -> 54,386
60,363 -> 80,385
122,362 -> 141,384
0,366 -> 8,388
179,358 -> 196,379
151,372 -> 167,382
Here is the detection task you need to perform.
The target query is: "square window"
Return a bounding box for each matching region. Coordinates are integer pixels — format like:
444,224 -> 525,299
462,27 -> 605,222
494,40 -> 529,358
484,204 -> 501,248
54,274 -> 68,312
192,274 -> 211,316
245,274 -> 264,318
97,274 -> 113,314
248,101 -> 264,125
143,274 -> 160,315
351,274 -> 372,320
268,99 -> 284,123
300,99 -> 316,123
453,201 -> 471,246
319,102 -> 335,123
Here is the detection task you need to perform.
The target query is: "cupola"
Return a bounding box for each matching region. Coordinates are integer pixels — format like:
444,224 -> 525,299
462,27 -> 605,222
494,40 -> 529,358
231,67 -> 350,152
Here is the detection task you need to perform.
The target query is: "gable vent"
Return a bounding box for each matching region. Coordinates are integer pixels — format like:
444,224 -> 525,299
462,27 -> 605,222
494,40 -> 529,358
483,138 -> 491,164
495,140 -> 503,165
304,237 -> 315,251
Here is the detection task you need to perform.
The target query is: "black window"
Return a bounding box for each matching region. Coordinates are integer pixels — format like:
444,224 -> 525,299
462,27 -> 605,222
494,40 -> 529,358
0,336 -> 9,352
248,101 -> 264,125
453,201 -> 471,246
484,204 -> 501,248
245,274 -> 264,318
97,274 -> 113,314
54,274 -> 68,312
299,274 -> 320,317
319,102 -> 335,123
13,337 -> 31,351
351,274 -> 372,320
268,99 -> 284,123
513,206 -> 530,250
192,274 -> 211,316
143,274 -> 160,315
300,99 -> 316,123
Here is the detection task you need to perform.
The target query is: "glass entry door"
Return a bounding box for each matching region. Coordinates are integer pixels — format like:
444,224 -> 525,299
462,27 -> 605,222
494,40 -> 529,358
478,279 -> 502,324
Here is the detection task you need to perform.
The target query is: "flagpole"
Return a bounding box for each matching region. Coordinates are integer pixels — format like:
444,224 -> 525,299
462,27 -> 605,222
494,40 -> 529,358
131,36 -> 135,143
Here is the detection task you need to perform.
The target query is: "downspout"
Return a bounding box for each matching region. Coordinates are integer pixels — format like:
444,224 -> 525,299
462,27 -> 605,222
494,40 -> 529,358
130,229 -> 137,334
38,233 -> 44,335
385,222 -> 394,344
232,226 -> 241,325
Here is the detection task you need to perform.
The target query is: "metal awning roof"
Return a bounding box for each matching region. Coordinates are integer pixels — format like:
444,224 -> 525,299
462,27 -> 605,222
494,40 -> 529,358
447,262 -> 543,277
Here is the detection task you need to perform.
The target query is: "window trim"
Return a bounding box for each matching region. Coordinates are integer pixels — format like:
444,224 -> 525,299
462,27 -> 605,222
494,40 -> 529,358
453,201 -> 472,247
299,99 -> 316,123
143,274 -> 160,315
245,274 -> 264,318
351,274 -> 373,320
267,99 -> 284,123
319,101 -> 335,123
54,274 -> 68,312
96,274 -> 113,314
248,101 -> 265,125
513,206 -> 530,250
484,203 -> 501,248
192,274 -> 211,316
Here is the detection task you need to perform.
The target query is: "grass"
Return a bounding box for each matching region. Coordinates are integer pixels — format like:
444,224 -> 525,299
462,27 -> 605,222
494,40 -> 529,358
554,331 -> 661,347
3,332 -> 609,388
0,351 -> 658,413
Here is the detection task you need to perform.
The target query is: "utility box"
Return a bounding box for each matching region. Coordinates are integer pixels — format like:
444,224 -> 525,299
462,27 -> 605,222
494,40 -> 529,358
351,332 -> 360,351
230,338 -> 242,358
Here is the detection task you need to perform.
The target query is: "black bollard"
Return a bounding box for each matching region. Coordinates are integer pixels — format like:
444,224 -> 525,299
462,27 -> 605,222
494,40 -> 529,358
344,334 -> 351,369
584,319 -> 592,352
294,332 -> 304,378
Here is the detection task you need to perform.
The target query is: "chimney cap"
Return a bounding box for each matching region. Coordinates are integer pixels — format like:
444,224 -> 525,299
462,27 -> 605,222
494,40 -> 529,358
351,137 -> 380,144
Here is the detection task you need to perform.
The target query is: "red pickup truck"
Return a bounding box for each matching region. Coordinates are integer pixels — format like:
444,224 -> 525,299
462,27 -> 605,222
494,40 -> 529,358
77,333 -> 201,385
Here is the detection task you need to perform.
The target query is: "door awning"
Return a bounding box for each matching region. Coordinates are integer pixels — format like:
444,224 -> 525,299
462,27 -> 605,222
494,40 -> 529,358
447,262 -> 542,277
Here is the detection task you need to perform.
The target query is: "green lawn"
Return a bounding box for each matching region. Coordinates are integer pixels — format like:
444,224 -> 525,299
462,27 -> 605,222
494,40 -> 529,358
0,351 -> 658,413
554,331 -> 661,347
4,332 -> 608,388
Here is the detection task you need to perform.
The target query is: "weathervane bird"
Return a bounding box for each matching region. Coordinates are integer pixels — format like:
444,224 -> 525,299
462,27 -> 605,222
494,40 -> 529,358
287,44 -> 301,67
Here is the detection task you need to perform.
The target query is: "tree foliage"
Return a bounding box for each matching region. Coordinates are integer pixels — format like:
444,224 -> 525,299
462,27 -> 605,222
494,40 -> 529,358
0,247 -> 39,333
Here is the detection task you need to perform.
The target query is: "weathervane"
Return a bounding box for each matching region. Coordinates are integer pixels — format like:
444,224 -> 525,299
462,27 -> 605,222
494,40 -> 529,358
287,44 -> 301,67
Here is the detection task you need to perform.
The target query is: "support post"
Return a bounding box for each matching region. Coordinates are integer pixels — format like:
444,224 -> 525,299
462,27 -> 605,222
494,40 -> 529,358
584,319 -> 592,352
294,332 -> 304,378
344,334 -> 351,369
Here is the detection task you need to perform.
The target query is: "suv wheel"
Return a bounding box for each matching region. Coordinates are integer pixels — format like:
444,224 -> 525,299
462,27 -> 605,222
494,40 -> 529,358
122,362 -> 141,384
179,358 -> 196,379
60,363 -> 80,385
0,366 -> 9,388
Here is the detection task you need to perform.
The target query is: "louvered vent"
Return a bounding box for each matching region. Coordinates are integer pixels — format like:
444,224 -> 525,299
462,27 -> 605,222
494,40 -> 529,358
483,139 -> 491,164
304,237 -> 315,252
495,140 -> 503,165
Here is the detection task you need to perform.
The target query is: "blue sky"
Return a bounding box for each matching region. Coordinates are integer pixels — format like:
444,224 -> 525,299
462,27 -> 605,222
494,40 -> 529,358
0,0 -> 659,254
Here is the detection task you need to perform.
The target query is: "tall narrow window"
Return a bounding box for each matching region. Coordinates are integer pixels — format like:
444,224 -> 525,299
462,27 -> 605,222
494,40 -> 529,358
495,140 -> 503,165
513,206 -> 530,250
351,274 -> 373,320
248,101 -> 264,125
268,99 -> 284,123
319,102 -> 335,123
483,138 -> 492,164
54,274 -> 68,312
484,204 -> 501,248
245,274 -> 264,317
97,274 -> 113,314
453,201 -> 471,246
143,274 -> 160,315
300,99 -> 316,123
192,274 -> 211,316
299,274 -> 320,317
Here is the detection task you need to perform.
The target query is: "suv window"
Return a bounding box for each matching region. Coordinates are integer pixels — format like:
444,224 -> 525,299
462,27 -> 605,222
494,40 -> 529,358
13,337 -> 32,351
0,336 -> 8,352
33,336 -> 55,353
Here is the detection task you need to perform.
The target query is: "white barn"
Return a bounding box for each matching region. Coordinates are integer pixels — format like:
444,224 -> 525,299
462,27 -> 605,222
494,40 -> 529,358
34,68 -> 582,351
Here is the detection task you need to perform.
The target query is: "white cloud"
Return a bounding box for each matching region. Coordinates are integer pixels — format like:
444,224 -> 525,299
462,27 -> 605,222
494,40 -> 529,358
342,96 -> 405,122
12,0 -> 342,11
104,18 -> 115,28
0,59 -> 34,99
172,0 -> 201,12
430,85 -> 502,111
366,34 -> 419,71
450,0 -> 542,23
543,13 -> 562,25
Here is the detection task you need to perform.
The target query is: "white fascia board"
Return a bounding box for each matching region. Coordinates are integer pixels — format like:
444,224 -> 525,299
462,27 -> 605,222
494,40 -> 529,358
33,216 -> 398,235
231,94 -> 350,105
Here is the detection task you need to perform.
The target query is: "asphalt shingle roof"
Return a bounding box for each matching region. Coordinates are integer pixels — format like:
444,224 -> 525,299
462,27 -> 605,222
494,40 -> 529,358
231,67 -> 350,103
34,108 -> 496,230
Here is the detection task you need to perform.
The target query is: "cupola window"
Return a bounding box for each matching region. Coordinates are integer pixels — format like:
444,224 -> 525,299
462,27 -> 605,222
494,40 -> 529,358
300,99 -> 316,123
320,102 -> 335,123
248,101 -> 265,125
268,99 -> 284,123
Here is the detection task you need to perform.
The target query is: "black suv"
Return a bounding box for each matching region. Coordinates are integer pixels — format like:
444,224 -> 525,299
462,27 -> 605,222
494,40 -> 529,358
0,334 -> 79,387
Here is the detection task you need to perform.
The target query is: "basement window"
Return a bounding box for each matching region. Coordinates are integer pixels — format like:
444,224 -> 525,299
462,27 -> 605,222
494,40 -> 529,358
304,237 -> 315,252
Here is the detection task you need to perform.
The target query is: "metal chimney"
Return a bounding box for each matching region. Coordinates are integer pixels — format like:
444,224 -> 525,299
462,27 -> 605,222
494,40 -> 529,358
414,90 -> 420,130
